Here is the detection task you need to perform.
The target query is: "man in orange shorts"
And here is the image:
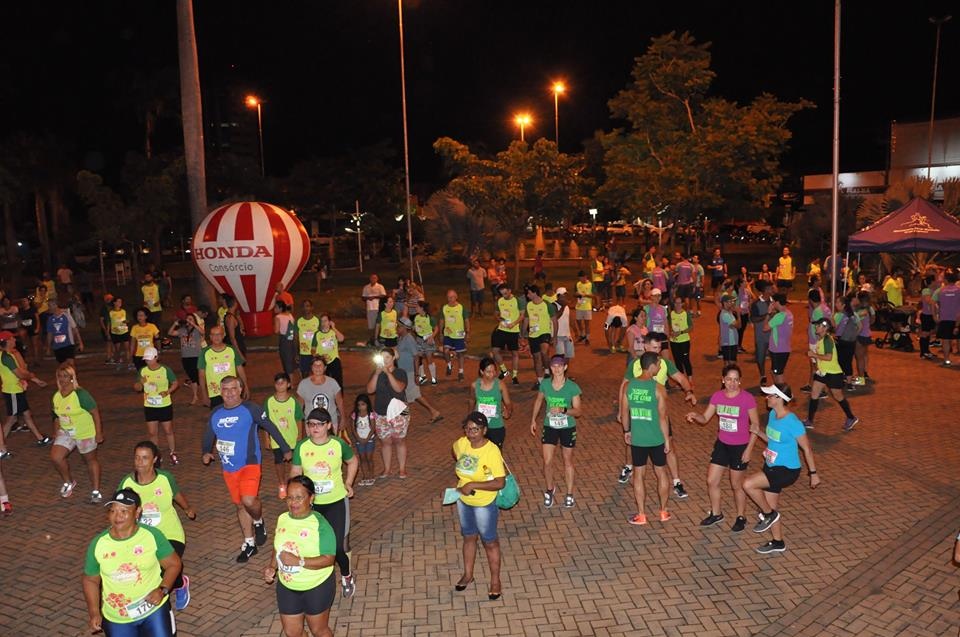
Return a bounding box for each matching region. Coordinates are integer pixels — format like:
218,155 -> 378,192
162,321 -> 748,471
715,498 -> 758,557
202,376 -> 292,562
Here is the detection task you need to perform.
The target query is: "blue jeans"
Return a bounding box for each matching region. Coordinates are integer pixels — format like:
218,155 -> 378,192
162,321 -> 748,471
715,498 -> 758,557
457,500 -> 499,542
103,600 -> 174,636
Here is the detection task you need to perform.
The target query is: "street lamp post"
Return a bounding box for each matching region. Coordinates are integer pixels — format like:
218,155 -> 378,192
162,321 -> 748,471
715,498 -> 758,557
514,113 -> 532,142
926,15 -> 952,180
551,81 -> 565,147
245,95 -> 265,177
397,0 -> 415,283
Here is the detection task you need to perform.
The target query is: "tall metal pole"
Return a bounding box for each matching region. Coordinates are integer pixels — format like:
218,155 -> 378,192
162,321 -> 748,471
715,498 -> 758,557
98,240 -> 106,293
926,16 -> 952,180
830,0 -> 841,306
355,200 -> 363,274
554,91 -> 560,147
256,102 -> 265,178
398,0 -> 415,282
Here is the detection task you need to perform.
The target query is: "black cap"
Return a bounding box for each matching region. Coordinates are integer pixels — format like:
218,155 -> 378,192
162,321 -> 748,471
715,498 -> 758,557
306,408 -> 332,424
105,487 -> 141,508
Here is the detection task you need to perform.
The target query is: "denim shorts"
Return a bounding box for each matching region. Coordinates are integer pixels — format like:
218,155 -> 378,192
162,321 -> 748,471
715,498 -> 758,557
456,499 -> 499,542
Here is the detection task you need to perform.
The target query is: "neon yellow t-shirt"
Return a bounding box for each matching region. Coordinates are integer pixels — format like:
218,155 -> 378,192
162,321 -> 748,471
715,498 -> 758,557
198,345 -> 244,398
118,471 -> 184,544
53,389 -> 97,440
378,309 -> 398,339
575,281 -> 593,311
140,365 -> 176,409
265,395 -> 304,450
109,309 -> 129,335
141,283 -> 161,312
296,316 -> 320,356
442,303 -> 467,338
130,323 -> 159,357
496,297 -> 521,333
452,436 -> 505,507
273,511 -> 337,591
526,301 -> 552,338
311,329 -> 340,363
292,437 -> 355,505
0,352 -> 24,395
84,524 -> 173,624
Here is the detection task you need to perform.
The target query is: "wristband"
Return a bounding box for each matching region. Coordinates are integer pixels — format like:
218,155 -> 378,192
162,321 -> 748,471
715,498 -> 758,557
623,429 -> 630,434
808,470 -> 817,475
298,556 -> 306,568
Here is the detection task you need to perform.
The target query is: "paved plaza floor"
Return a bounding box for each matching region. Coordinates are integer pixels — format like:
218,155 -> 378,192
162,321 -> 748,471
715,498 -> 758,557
1,304 -> 958,636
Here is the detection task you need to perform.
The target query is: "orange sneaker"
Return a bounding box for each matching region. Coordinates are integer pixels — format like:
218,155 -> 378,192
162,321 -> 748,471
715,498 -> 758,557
659,510 -> 672,522
628,513 -> 648,526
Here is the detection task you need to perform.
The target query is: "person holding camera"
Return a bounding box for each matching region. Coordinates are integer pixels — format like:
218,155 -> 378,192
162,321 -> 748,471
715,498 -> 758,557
365,348 -> 409,479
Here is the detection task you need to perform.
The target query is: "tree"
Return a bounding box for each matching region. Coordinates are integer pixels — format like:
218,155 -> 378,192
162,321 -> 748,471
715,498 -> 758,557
434,137 -> 592,288
599,32 -> 811,223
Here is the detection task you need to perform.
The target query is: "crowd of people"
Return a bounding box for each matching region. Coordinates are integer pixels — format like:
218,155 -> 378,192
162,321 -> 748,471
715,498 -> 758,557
0,241 -> 958,637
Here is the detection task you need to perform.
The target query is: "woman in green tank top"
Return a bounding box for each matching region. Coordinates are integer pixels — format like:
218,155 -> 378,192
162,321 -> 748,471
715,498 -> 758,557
473,358 -> 513,448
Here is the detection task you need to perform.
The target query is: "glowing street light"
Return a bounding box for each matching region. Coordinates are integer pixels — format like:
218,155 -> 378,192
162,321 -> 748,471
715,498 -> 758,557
245,94 -> 265,177
514,113 -> 532,142
551,81 -> 566,147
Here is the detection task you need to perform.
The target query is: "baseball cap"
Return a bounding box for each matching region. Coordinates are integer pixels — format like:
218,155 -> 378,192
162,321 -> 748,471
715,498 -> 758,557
0,331 -> 14,342
555,287 -> 568,295
142,346 -> 159,360
812,316 -> 831,328
720,294 -> 736,303
549,354 -> 567,366
398,317 -> 413,328
761,384 -> 793,403
105,488 -> 141,508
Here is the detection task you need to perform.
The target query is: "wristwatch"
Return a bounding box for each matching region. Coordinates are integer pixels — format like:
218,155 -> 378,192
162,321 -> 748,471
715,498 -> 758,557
298,556 -> 306,568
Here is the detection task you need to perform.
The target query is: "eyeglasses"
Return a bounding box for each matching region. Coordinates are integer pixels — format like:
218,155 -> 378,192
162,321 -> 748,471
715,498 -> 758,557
306,420 -> 329,426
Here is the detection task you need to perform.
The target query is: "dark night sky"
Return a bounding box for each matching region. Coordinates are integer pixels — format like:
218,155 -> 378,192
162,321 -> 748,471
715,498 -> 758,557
2,1 -> 958,188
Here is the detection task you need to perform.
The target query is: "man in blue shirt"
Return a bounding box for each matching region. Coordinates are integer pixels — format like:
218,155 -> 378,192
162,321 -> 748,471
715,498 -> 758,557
45,300 -> 84,366
203,375 -> 292,562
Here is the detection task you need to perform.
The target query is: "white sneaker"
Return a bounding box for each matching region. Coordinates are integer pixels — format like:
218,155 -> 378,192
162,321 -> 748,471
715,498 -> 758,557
60,481 -> 77,498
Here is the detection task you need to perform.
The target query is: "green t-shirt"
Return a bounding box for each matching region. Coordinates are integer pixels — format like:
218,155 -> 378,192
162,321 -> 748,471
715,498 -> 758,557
440,303 -> 469,338
311,328 -> 340,363
526,300 -> 554,338
84,524 -> 174,624
197,345 -> 245,398
273,511 -> 337,591
497,296 -> 522,333
292,437 -> 355,505
140,365 -> 177,409
538,379 -> 581,429
474,379 -> 504,429
117,471 -> 184,543
625,378 -> 664,447
264,395 -> 304,450
53,388 -> 98,440
296,316 -> 320,355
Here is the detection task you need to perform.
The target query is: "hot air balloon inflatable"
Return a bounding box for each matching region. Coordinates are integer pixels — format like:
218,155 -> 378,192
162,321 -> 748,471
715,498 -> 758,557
193,202 -> 310,337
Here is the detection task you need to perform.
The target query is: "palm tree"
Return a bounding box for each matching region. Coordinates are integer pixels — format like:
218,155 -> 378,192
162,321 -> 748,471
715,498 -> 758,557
176,0 -> 214,307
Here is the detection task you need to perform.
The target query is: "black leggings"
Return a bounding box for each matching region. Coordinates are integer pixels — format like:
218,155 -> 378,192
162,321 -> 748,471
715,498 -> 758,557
671,340 -> 693,377
836,339 -> 856,377
313,499 -> 350,577
737,315 -> 748,348
169,540 -> 185,589
326,358 -> 344,391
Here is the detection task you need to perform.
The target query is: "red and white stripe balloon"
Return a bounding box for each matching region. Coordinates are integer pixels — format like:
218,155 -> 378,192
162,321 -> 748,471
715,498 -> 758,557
192,202 -> 310,336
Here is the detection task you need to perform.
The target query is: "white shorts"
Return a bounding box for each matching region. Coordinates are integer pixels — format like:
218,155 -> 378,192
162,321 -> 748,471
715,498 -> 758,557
54,431 -> 98,454
554,335 -> 575,359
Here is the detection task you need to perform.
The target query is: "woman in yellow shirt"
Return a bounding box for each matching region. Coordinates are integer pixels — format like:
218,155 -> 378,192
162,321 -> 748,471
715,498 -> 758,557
129,308 -> 160,371
451,412 -> 506,600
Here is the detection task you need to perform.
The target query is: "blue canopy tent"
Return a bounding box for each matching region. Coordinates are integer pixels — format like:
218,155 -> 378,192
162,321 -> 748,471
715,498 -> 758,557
848,198 -> 960,253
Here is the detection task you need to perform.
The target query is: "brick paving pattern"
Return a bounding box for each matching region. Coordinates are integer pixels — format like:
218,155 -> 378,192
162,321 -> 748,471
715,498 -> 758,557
1,303 -> 958,636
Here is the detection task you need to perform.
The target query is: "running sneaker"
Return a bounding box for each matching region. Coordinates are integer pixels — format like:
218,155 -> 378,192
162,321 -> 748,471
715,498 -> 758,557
800,384 -> 812,393
755,540 -> 786,554
12,423 -> 28,433
457,370 -> 464,382
700,512 -> 724,527
563,494 -> 575,508
0,450 -> 10,460
35,436 -> 53,447
617,465 -> 633,484
497,369 -> 507,379
803,420 -> 814,430
90,490 -> 104,504
627,513 -> 648,526
430,378 -> 437,385
253,520 -> 268,546
753,510 -> 780,533
168,452 -> 180,466
731,516 -> 747,533
278,484 -> 287,500
843,417 -> 859,432
673,482 -> 689,499
60,480 -> 77,498
920,353 -> 935,360
1,502 -> 11,515
446,361 -> 453,376
236,542 -> 258,563
416,375 -> 427,385
511,376 -> 519,385
341,574 -> 356,599
659,510 -> 672,522
174,575 -> 191,610
543,487 -> 556,509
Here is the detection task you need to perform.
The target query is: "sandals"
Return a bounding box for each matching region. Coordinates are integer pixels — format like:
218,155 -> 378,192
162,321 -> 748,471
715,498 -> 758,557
454,577 -> 473,592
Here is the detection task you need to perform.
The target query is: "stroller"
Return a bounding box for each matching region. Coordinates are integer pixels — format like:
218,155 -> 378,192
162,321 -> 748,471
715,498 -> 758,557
873,301 -> 914,351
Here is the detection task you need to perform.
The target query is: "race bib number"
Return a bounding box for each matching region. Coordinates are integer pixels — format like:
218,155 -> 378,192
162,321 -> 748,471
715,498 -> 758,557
54,334 -> 67,344
216,439 -> 236,457
763,448 -> 778,465
718,416 -> 738,433
477,402 -> 498,418
548,413 -> 569,429
314,479 -> 334,495
140,511 -> 161,527
652,323 -> 664,334
146,395 -> 164,407
125,597 -> 154,619
212,362 -> 231,374
277,552 -> 300,574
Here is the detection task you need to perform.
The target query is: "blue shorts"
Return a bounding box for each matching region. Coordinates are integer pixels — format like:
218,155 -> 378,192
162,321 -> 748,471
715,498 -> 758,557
456,499 -> 499,542
443,336 -> 466,353
354,438 -> 375,454
102,600 -> 174,636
